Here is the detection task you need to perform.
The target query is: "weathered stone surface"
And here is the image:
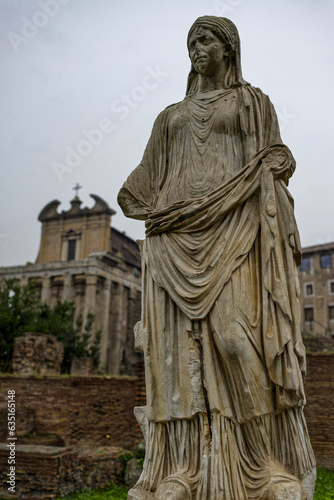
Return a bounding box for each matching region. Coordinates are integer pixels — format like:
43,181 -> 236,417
124,458 -> 143,488
70,357 -> 95,375
118,15 -> 316,500
12,333 -> 63,375
155,475 -> 192,500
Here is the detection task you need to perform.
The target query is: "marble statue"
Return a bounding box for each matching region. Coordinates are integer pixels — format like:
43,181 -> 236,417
118,16 -> 316,500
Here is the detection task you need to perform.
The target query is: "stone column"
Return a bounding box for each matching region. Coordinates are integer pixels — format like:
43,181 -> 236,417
83,274 -> 97,324
62,273 -> 73,302
41,275 -> 52,303
122,287 -> 141,375
109,281 -> 123,375
99,278 -> 112,370
20,276 -> 29,287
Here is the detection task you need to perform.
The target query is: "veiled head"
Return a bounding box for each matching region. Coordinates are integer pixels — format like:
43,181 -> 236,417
186,16 -> 247,94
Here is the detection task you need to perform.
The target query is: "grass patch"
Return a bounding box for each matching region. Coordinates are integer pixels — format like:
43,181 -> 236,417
314,468 -> 334,499
57,482 -> 129,500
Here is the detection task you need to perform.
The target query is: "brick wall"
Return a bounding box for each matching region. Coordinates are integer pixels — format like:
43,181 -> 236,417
304,354 -> 334,469
0,444 -> 123,499
0,375 -> 141,450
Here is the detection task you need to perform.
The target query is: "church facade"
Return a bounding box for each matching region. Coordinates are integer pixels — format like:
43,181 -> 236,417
0,193 -> 142,375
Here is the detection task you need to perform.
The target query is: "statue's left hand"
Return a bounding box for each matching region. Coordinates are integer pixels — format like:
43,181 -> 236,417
261,147 -> 295,183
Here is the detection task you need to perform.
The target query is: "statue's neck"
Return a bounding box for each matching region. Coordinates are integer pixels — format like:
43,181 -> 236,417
197,61 -> 229,92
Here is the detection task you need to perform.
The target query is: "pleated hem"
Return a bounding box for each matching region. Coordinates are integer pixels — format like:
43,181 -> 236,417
131,407 -> 316,500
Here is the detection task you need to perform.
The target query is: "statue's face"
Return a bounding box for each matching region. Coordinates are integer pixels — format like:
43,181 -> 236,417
188,27 -> 227,77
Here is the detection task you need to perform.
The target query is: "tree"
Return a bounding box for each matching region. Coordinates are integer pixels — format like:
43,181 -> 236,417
0,279 -> 40,372
0,279 -> 101,373
30,301 -> 101,373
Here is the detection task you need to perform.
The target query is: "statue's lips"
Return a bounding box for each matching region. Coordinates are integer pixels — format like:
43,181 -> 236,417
195,56 -> 208,63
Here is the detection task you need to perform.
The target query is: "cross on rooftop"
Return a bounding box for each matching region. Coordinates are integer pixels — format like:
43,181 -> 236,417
73,183 -> 82,198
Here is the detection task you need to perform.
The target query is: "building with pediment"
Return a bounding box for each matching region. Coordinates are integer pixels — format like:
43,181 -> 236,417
0,193 -> 142,375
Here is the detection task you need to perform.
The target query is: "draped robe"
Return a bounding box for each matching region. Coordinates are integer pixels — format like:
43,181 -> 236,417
118,85 -> 318,499
118,85 -> 306,425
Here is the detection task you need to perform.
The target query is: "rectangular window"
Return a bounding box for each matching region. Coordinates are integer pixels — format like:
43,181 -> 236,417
320,254 -> 332,269
329,305 -> 334,321
300,257 -> 311,271
304,307 -> 314,322
305,283 -> 314,296
67,240 -> 76,261
329,281 -> 334,295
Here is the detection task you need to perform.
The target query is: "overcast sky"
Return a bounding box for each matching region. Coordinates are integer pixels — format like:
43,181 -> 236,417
0,0 -> 333,267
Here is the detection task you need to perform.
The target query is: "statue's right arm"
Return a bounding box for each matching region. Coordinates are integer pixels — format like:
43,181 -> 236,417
117,107 -> 173,220
117,163 -> 152,220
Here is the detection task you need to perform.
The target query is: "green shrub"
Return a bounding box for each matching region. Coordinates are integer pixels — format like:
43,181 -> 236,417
0,279 -> 101,373
135,445 -> 145,467
119,451 -> 134,482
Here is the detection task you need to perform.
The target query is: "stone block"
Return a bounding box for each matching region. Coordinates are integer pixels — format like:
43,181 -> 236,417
12,333 -> 63,375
